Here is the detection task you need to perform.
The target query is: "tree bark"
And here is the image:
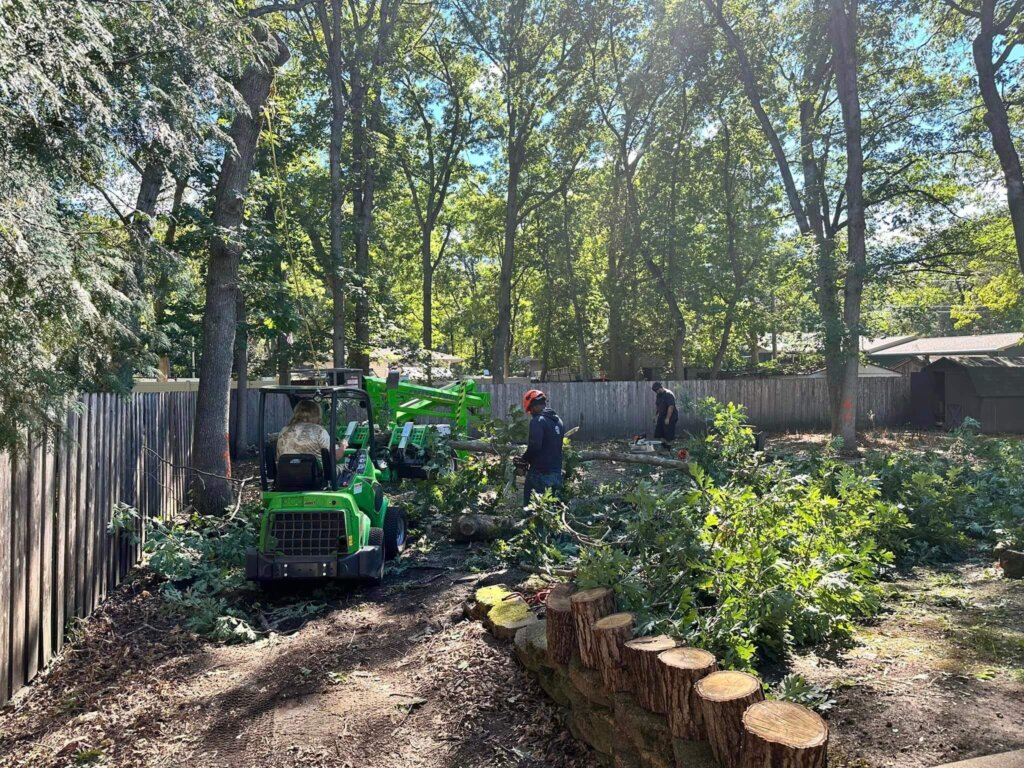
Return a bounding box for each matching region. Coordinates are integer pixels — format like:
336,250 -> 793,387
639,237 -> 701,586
231,292 -> 248,460
592,612 -> 634,692
191,29 -> 289,515
492,137 -> 523,383
545,584 -> 577,666
741,700 -> 828,768
155,173 -> 186,379
570,587 -> 617,669
316,0 -> 349,368
561,189 -> 591,380
973,0 -> 1024,275
830,0 -> 865,448
423,229 -> 434,351
115,157 -> 165,385
696,670 -> 764,768
623,635 -> 677,713
658,647 -> 717,741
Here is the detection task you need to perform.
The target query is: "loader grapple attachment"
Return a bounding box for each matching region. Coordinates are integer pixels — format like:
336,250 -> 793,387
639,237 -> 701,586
270,511 -> 347,557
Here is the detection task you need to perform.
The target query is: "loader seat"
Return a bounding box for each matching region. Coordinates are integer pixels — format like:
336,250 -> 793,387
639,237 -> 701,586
275,451 -> 331,491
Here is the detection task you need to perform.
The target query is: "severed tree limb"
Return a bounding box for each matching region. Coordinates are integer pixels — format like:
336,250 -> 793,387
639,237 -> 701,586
447,440 -> 689,471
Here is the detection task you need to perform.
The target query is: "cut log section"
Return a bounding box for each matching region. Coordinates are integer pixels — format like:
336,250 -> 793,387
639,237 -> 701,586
658,647 -> 718,740
592,612 -> 634,692
545,585 -> 577,665
623,635 -> 677,713
451,513 -> 514,542
696,670 -> 764,768
741,700 -> 828,768
570,587 -> 617,669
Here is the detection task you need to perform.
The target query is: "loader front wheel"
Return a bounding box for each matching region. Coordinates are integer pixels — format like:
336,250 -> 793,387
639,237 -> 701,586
383,506 -> 408,560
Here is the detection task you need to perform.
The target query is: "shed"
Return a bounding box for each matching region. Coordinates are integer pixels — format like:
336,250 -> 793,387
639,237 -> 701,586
913,356 -> 1024,433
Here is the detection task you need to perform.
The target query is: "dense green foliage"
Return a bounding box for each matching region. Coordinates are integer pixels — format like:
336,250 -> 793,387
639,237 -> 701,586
3,0 -> 1023,448
495,400 -> 1024,670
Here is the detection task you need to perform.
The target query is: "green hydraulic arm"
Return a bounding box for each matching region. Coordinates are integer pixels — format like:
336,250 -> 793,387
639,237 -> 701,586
363,376 -> 490,435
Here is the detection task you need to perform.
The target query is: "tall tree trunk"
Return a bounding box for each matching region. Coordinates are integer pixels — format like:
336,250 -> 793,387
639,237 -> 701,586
155,174 -> 186,379
422,227 -> 434,351
115,158 -> 165,385
973,0 -> 1024,275
350,72 -> 376,373
831,0 -> 865,448
710,294 -> 739,380
492,139 -> 523,383
191,30 -> 288,515
317,0 -> 348,368
561,190 -> 591,380
132,159 -> 164,243
277,334 -> 291,384
231,292 -> 248,460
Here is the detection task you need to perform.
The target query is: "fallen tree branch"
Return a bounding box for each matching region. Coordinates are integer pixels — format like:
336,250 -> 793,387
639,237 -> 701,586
447,440 -> 690,471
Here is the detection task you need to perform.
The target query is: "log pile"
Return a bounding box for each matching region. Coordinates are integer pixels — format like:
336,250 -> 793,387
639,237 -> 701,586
493,580 -> 833,768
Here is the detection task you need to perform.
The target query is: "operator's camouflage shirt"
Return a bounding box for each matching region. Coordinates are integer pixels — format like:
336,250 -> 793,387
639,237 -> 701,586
276,422 -> 330,459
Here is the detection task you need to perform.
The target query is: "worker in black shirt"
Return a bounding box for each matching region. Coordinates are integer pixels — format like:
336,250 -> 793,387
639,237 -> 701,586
651,382 -> 678,445
518,389 -> 564,506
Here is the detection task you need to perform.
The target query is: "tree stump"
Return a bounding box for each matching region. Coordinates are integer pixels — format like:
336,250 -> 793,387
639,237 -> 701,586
623,635 -> 677,713
695,670 -> 764,768
658,647 -> 718,740
545,584 -> 577,665
570,587 -> 617,669
592,612 -> 635,692
741,700 -> 828,768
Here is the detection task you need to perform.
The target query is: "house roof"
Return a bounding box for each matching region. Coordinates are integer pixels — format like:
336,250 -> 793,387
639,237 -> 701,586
805,363 -> 902,378
871,333 -> 1024,357
860,336 -> 917,353
927,355 -> 1024,398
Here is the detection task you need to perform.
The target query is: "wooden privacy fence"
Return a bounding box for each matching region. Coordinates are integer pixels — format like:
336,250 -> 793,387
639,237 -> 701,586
478,377 -> 911,440
0,391 -> 196,705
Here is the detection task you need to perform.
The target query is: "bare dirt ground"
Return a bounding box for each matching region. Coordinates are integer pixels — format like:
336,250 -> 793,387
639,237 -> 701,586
795,562 -> 1024,768
0,540 -> 592,768
2,437 -> 1022,768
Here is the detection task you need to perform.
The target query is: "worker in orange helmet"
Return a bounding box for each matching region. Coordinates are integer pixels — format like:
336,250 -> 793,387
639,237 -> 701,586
516,389 -> 565,506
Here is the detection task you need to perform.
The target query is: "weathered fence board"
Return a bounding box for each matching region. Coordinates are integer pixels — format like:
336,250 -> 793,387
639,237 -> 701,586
477,377 -> 911,440
1,392 -> 195,705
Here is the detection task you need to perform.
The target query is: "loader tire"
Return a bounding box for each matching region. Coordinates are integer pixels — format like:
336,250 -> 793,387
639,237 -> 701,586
383,506 -> 408,560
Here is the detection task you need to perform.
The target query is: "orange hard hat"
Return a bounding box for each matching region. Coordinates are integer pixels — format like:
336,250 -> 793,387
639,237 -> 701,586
522,389 -> 546,412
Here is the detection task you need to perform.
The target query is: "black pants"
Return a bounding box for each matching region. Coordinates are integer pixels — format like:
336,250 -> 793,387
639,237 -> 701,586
654,417 -> 677,443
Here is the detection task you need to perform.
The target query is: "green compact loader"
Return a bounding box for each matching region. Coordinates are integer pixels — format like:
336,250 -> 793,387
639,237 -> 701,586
246,370 -> 489,584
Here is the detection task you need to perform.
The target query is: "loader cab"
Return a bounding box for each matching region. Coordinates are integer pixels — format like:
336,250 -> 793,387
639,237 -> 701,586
257,384 -> 383,493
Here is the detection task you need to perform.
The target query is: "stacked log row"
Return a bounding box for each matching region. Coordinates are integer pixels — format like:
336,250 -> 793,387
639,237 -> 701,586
657,647 -> 718,740
509,587 -> 833,768
592,612 -> 635,692
741,700 -> 829,768
623,635 -> 677,713
545,584 -> 577,665
570,587 -> 617,669
696,670 -> 765,768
